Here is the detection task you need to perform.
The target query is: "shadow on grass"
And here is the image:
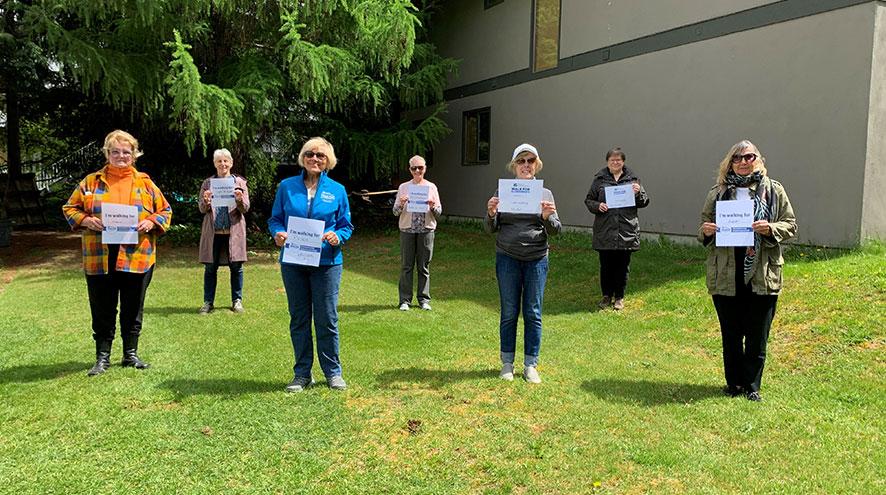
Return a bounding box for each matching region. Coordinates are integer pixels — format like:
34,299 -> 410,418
376,367 -> 496,389
143,306 -> 203,315
581,378 -> 722,406
0,361 -> 89,384
159,378 -> 280,398
339,304 -> 396,315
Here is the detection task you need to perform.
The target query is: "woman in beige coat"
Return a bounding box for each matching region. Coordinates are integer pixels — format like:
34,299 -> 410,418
198,148 -> 250,313
699,139 -> 796,402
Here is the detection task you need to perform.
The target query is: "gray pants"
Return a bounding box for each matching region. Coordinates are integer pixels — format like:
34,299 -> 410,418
399,231 -> 435,305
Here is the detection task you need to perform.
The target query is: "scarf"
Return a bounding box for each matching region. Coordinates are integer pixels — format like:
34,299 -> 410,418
720,171 -> 776,284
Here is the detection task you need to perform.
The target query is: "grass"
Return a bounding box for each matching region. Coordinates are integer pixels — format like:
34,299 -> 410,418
0,222 -> 883,494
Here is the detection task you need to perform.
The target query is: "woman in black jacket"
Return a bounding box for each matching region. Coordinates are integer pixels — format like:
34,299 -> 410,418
584,147 -> 650,310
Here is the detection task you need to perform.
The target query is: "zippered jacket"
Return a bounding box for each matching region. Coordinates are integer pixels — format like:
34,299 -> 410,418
584,166 -> 650,251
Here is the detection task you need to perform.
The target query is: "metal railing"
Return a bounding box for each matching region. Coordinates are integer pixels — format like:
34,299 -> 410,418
0,141 -> 103,191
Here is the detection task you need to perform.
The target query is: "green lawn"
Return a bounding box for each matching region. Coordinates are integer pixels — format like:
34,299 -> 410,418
0,223 -> 883,494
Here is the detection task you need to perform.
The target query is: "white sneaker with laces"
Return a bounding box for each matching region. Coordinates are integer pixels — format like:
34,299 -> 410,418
523,366 -> 541,384
419,302 -> 432,311
399,303 -> 410,311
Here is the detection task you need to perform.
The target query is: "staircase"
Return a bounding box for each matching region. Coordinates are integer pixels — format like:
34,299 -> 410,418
1,141 -> 103,227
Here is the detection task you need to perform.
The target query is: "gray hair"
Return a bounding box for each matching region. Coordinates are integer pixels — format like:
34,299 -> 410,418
408,155 -> 426,168
213,148 -> 233,162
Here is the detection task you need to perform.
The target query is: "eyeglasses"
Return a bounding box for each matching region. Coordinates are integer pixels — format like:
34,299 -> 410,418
109,150 -> 133,157
410,166 -> 425,172
515,157 -> 536,165
303,151 -> 327,160
731,153 -> 757,164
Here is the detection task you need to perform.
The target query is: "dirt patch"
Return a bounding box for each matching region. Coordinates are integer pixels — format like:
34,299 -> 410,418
0,229 -> 82,270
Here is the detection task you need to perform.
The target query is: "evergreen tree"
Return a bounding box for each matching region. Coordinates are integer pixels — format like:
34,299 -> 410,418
1,1 -> 456,197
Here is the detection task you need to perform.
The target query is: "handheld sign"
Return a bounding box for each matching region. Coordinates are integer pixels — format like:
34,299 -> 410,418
406,184 -> 430,213
604,184 -> 636,209
210,177 -> 237,208
715,200 -> 755,247
497,179 -> 543,214
102,203 -> 139,245
282,216 -> 325,266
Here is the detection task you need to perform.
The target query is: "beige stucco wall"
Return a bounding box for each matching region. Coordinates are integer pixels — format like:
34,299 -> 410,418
432,0 -> 531,87
862,3 -> 886,241
429,3 -> 877,246
560,0 -> 779,58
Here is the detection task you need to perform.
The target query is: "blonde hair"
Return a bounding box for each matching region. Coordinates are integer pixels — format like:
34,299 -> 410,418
716,139 -> 767,186
213,148 -> 233,162
506,150 -> 544,175
297,137 -> 338,171
102,130 -> 143,161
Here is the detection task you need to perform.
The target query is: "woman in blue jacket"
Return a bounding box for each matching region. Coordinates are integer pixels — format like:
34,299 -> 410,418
269,137 -> 354,392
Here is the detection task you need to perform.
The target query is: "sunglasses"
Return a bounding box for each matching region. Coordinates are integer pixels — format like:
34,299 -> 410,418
410,166 -> 425,172
731,153 -> 757,164
303,151 -> 327,160
515,157 -> 537,165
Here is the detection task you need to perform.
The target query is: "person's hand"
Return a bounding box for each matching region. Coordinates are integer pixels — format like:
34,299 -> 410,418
702,222 -> 718,237
274,231 -> 287,248
487,197 -> 499,217
541,200 -> 556,220
598,203 -> 609,213
203,189 -> 212,206
399,194 -> 409,207
752,220 -> 772,236
323,231 -> 340,246
427,198 -> 436,209
137,219 -> 154,234
234,189 -> 244,202
632,182 -> 641,194
82,216 -> 103,232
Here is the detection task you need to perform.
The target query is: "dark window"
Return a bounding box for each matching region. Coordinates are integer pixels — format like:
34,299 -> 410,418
485,0 -> 503,9
462,107 -> 491,166
532,0 -> 561,72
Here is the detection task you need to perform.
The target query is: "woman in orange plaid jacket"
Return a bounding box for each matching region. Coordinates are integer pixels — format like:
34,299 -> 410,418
63,130 -> 172,376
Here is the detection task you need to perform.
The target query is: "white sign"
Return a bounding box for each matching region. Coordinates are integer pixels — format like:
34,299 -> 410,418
282,216 -> 325,266
497,179 -> 543,214
210,177 -> 237,208
101,203 -> 139,245
715,200 -> 755,247
406,184 -> 430,213
604,184 -> 636,209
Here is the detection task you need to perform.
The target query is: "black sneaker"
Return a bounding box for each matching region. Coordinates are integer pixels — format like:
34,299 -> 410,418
722,385 -> 744,397
746,391 -> 763,402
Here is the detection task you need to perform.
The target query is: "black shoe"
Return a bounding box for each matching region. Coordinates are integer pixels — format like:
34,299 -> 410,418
121,349 -> 150,369
746,390 -> 763,402
87,341 -> 112,376
722,385 -> 744,397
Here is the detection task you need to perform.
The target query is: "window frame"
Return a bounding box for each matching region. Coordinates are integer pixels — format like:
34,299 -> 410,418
461,107 -> 492,166
531,0 -> 562,73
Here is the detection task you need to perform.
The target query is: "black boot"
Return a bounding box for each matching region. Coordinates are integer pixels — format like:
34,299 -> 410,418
121,336 -> 150,369
87,340 -> 112,376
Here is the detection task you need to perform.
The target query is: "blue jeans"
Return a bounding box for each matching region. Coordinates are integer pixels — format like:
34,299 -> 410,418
203,262 -> 244,303
280,263 -> 343,378
495,253 -> 548,366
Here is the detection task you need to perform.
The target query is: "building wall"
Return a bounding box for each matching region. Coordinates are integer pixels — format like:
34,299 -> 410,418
862,3 -> 886,241
428,1 -> 881,246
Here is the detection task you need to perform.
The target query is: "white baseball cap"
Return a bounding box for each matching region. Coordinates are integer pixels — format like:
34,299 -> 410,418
511,143 -> 539,161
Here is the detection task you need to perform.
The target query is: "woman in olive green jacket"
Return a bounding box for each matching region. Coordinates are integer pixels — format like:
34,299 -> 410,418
698,140 -> 797,402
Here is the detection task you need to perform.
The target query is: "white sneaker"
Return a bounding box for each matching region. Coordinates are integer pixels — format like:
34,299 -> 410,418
399,303 -> 410,311
523,366 -> 541,384
499,363 -> 514,381
419,302 -> 432,311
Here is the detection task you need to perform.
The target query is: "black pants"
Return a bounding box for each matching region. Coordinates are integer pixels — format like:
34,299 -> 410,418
85,245 -> 153,344
712,283 -> 778,393
598,250 -> 632,298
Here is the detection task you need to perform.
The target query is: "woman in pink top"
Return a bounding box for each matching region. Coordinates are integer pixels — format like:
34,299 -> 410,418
392,155 -> 442,311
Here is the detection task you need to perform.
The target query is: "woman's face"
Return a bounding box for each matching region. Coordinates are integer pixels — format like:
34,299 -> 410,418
514,152 -> 537,179
108,140 -> 134,168
302,147 -> 328,175
607,154 -> 625,175
730,147 -> 759,176
214,155 -> 232,177
409,162 -> 426,182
